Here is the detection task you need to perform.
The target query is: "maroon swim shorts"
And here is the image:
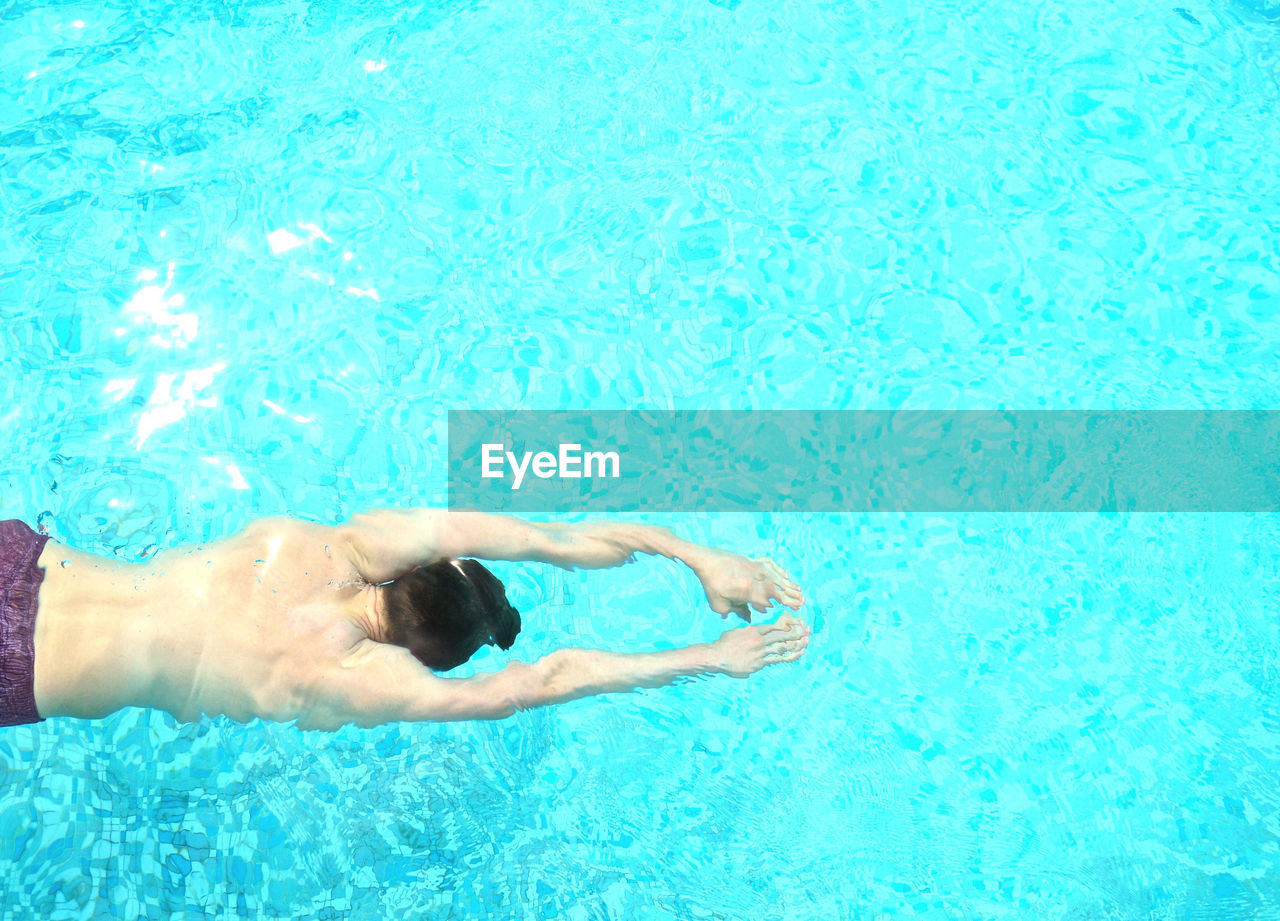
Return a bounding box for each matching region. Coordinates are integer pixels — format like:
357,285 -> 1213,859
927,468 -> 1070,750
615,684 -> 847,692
0,519 -> 49,727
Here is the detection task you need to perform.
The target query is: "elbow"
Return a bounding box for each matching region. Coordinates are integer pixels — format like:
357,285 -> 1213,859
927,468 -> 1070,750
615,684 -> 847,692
531,650 -> 581,704
541,529 -> 581,570
442,658 -> 565,723
505,661 -> 549,712
464,662 -> 546,720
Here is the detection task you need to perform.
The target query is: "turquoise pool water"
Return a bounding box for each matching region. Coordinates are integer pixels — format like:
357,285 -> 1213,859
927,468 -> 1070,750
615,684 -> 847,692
2,0 -> 1279,917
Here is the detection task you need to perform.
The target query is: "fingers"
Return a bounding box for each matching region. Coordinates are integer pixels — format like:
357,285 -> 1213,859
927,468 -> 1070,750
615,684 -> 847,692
751,557 -> 805,610
762,629 -> 810,663
763,584 -> 804,611
766,645 -> 807,665
730,613 -> 810,674
759,556 -> 798,588
757,614 -> 807,639
756,556 -> 786,576
754,558 -> 789,588
762,634 -> 804,653
756,617 -> 792,635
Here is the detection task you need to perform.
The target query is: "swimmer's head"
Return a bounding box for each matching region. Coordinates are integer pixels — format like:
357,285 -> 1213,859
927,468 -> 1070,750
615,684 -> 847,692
382,558 -> 521,671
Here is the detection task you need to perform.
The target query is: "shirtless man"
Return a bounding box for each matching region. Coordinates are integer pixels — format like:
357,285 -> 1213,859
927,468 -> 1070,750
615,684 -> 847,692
0,511 -> 809,732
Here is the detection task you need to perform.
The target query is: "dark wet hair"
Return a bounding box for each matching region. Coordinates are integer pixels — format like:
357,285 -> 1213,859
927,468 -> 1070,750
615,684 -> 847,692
382,558 -> 521,671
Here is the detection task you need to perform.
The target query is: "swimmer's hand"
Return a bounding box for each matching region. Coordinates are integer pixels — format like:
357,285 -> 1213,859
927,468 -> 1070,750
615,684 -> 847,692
713,614 -> 810,677
691,550 -> 804,623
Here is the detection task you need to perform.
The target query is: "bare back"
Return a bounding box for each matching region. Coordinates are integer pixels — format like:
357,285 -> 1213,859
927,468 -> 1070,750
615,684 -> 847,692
32,520 -> 375,726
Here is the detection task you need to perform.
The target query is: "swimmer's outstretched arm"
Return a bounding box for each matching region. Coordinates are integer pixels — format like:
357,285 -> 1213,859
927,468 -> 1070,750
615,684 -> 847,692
341,509 -> 804,620
323,614 -> 810,729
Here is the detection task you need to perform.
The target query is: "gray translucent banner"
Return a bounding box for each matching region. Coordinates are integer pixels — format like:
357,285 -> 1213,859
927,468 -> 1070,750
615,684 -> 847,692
447,411 -> 1280,513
